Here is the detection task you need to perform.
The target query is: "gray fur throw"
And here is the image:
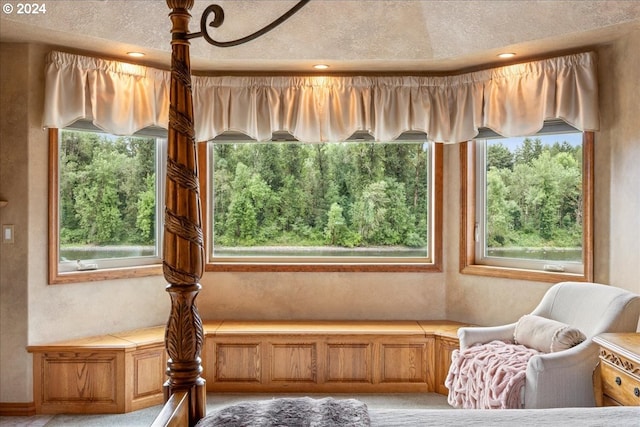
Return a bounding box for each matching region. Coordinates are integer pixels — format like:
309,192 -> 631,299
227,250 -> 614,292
196,397 -> 371,427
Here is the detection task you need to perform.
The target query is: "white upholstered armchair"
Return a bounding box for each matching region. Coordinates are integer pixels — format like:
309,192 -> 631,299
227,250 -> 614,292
456,281 -> 640,408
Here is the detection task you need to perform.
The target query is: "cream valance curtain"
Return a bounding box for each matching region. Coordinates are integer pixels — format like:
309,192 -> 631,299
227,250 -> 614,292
43,50 -> 598,143
43,51 -> 171,136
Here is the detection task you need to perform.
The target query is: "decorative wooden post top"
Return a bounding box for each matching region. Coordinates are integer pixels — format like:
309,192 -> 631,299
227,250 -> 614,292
167,0 -> 195,42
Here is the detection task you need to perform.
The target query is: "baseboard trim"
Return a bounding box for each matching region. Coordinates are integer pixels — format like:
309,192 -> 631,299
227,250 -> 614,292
0,401 -> 36,416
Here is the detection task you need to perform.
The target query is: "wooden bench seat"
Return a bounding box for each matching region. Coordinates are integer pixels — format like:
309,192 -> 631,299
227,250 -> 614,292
27,326 -> 167,414
203,320 -> 466,394
27,320 -> 467,414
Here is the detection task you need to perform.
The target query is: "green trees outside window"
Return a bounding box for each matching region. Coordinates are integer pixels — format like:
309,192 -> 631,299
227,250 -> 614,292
483,132 -> 584,262
210,141 -> 431,258
57,128 -> 580,268
58,130 -> 159,262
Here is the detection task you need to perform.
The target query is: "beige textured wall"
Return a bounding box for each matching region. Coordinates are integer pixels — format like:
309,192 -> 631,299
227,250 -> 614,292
0,43 -> 171,403
198,271 -> 445,320
1,27 -> 639,403
595,25 -> 640,295
0,44 -> 32,403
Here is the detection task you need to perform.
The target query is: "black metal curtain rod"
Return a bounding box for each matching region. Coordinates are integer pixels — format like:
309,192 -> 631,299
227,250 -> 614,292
183,0 -> 310,47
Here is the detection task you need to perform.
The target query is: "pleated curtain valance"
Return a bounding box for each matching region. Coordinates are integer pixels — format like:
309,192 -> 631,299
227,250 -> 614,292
43,50 -> 599,143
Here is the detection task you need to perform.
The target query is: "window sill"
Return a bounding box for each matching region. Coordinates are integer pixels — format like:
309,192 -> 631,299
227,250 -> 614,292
460,264 -> 589,283
205,262 -> 442,273
49,264 -> 163,285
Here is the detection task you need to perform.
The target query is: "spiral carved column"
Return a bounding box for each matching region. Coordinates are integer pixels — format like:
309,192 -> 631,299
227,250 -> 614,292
164,1 -> 206,424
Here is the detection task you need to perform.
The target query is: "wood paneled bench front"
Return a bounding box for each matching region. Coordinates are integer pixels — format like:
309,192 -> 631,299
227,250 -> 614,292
27,326 -> 168,415
27,320 -> 467,414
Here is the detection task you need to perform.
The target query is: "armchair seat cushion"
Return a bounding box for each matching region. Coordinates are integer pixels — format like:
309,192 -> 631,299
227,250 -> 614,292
514,314 -> 586,353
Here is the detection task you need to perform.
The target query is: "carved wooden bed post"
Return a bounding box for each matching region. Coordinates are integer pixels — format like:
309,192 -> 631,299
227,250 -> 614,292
163,0 -> 206,424
157,3 -> 311,425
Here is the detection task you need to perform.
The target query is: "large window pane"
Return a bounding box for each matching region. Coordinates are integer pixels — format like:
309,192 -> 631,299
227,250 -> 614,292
57,129 -> 162,271
209,140 -> 432,263
477,130 -> 585,273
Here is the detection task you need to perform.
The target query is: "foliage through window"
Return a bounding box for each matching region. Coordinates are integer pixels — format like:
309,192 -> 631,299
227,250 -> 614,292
50,127 -> 165,281
462,123 -> 593,281
207,135 -> 441,270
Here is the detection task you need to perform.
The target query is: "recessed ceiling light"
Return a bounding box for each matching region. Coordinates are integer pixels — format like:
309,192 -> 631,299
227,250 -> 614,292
313,64 -> 329,70
127,52 -> 145,58
497,53 -> 516,59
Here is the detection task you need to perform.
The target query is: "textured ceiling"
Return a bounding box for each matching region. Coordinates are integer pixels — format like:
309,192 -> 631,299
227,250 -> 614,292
1,0 -> 640,72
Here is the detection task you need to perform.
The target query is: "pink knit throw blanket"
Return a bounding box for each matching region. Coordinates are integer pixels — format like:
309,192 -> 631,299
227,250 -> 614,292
445,340 -> 541,409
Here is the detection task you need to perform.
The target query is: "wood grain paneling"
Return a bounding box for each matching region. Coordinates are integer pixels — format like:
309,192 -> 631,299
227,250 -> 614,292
28,327 -> 166,414
326,343 -> 372,383
380,343 -> 428,383
205,321 -> 464,393
133,350 -> 165,397
435,336 -> 459,394
128,346 -> 166,412
270,343 -> 317,382
215,343 -> 261,382
34,351 -> 124,414
43,357 -> 117,401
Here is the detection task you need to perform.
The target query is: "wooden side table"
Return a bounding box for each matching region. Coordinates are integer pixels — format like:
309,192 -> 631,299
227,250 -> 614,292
592,333 -> 640,406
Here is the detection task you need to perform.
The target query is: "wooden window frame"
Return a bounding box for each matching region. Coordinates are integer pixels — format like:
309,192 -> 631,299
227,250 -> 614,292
459,132 -> 594,283
199,141 -> 443,273
48,128 -> 162,284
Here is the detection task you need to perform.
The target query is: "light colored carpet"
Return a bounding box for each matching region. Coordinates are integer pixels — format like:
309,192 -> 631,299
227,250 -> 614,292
0,393 -> 450,427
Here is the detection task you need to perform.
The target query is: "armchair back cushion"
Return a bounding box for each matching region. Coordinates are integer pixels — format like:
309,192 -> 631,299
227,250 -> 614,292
530,281 -> 640,338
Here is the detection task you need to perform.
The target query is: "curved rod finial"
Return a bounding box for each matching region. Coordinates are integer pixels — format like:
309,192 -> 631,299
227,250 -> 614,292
207,4 -> 224,28
195,0 -> 309,47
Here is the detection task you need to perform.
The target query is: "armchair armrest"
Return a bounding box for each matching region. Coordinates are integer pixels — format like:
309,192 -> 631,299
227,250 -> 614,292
524,340 -> 601,408
527,340 -> 599,372
457,323 -> 517,350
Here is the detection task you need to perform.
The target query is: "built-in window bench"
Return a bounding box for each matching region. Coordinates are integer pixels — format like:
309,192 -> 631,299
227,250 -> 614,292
27,320 -> 468,414
27,326 -> 168,415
